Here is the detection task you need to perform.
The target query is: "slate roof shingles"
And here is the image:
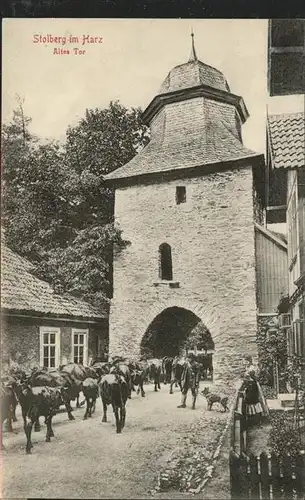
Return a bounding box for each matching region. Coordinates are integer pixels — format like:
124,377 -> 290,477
268,112 -> 305,169
1,243 -> 106,319
105,119 -> 261,182
106,57 -> 262,183
159,60 -> 229,94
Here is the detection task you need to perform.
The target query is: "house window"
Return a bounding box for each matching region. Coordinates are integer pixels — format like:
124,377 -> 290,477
159,243 -> 173,280
72,329 -> 88,365
176,186 -> 186,205
40,327 -> 60,369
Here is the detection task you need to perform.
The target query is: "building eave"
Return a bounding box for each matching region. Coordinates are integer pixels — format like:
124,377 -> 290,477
1,308 -> 107,323
105,153 -> 264,188
254,222 -> 288,251
142,84 -> 249,126
266,115 -> 276,170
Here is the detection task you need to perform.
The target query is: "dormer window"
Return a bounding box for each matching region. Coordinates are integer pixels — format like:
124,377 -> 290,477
176,186 -> 186,205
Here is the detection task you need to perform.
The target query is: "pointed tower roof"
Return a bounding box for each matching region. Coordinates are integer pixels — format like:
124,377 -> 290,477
158,32 -> 230,96
105,37 -> 264,185
189,31 -> 198,62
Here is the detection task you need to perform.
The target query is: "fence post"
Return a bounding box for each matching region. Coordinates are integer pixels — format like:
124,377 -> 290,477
231,387 -> 247,455
248,453 -> 260,499
230,450 -> 239,499
282,453 -> 294,498
234,415 -> 241,455
260,452 -> 270,500
230,451 -> 249,499
270,453 -> 282,499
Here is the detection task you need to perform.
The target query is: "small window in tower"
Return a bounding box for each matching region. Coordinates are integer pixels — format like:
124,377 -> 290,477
176,186 -> 186,205
159,243 -> 173,281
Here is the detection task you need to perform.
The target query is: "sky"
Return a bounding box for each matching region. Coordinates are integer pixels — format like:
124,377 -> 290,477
2,18 -> 304,156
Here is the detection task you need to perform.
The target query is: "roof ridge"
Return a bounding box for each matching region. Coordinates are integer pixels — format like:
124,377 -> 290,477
268,111 -> 305,120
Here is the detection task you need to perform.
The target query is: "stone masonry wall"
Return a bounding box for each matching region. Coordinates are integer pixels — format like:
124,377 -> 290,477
1,315 -> 107,369
109,165 -> 259,381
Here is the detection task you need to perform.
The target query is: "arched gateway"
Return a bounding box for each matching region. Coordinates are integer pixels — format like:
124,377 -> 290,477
140,306 -> 214,358
105,36 -> 261,382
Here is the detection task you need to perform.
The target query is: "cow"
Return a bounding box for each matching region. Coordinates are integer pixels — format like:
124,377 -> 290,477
99,374 -> 129,433
162,357 -> 174,385
82,378 -> 99,419
147,359 -> 162,392
28,369 -> 77,428
169,356 -> 185,394
19,385 -> 63,453
109,362 -> 132,399
1,367 -> 29,424
1,383 -> 16,446
59,363 -> 99,407
196,353 -> 213,381
130,370 -> 144,397
126,359 -> 149,397
90,361 -> 111,378
1,376 -> 19,431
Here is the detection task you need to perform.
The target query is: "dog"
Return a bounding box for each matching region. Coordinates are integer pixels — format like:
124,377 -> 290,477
201,387 -> 229,412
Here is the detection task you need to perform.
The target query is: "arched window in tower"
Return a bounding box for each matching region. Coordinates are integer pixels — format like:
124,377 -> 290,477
159,243 -> 173,281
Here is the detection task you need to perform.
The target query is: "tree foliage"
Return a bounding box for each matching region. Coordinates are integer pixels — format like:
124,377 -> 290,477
184,321 -> 215,351
256,322 -> 288,390
268,412 -> 302,459
257,320 -> 304,393
2,100 -> 149,307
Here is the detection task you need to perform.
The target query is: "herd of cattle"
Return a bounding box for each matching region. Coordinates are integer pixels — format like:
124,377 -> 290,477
1,353 -> 213,454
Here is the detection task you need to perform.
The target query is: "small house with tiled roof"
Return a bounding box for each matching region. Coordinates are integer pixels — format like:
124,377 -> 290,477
104,36 -> 287,381
266,111 -> 305,375
1,241 -> 109,369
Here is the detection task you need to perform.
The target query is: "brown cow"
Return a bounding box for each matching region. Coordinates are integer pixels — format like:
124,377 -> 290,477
19,385 -> 63,454
99,374 -> 129,433
82,378 -> 99,419
169,356 -> 185,394
147,359 -> 162,392
60,363 -> 99,407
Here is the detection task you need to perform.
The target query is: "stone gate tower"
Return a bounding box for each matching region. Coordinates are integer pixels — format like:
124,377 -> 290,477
105,36 -> 265,380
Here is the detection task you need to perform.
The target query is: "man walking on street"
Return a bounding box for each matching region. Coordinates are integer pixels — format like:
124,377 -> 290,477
177,352 -> 201,410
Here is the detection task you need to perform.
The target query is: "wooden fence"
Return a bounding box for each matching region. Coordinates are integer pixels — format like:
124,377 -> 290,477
230,450 -> 305,499
231,386 -> 247,454
230,383 -> 305,498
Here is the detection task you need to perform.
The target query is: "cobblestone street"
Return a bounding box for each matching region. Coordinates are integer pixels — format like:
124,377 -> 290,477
1,383 -> 230,499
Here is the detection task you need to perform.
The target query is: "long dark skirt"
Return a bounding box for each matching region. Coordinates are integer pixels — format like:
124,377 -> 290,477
244,380 -> 263,416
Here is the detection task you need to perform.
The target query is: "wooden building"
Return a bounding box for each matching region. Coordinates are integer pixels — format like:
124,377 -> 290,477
1,241 -> 109,369
255,223 -> 288,315
266,112 -> 305,375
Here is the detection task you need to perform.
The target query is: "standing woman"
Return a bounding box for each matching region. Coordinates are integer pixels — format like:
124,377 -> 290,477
241,355 -> 269,427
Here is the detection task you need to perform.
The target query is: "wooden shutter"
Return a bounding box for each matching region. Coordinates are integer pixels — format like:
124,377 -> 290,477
268,19 -> 305,96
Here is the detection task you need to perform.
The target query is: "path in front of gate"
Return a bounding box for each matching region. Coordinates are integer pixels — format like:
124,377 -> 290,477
1,383 -> 231,499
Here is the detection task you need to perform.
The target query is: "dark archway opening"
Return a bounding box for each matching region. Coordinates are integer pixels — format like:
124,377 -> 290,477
140,307 -> 214,359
